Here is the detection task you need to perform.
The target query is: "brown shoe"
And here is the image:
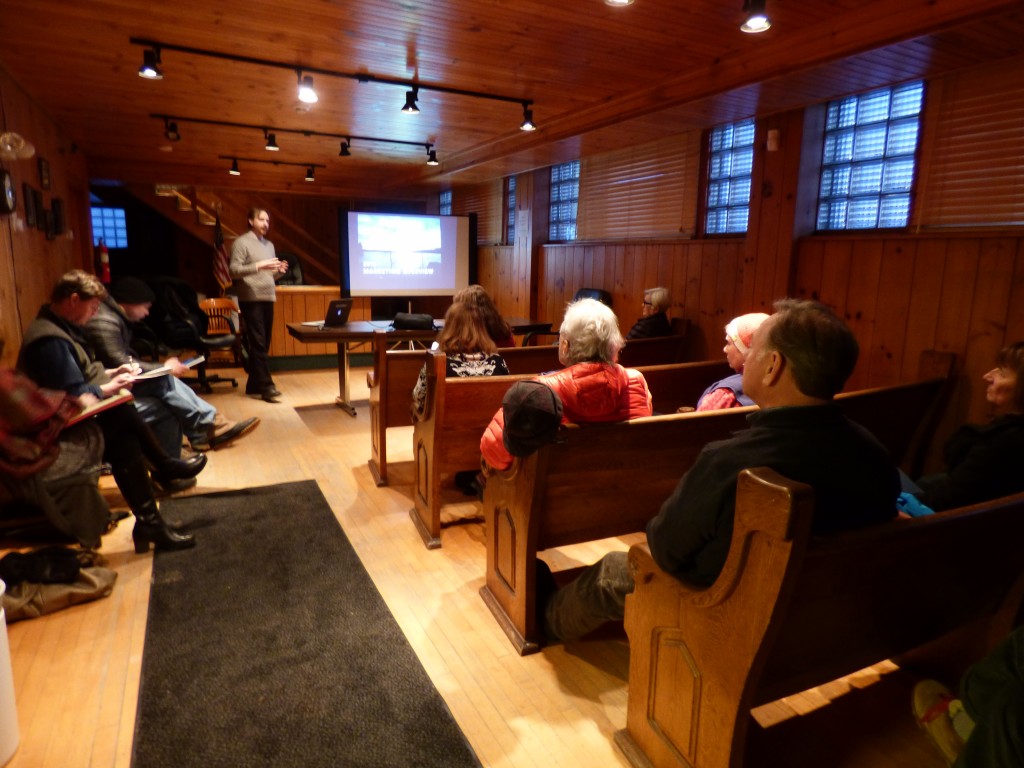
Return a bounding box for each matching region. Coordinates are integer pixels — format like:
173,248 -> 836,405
207,416 -> 260,449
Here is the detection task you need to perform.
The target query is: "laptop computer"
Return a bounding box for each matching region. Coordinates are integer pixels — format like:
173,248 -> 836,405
301,298 -> 353,329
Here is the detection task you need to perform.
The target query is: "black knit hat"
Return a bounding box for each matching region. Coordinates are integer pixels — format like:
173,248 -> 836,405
502,380 -> 563,458
109,277 -> 155,305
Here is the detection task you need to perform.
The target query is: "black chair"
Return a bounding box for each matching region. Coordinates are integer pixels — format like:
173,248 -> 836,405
573,287 -> 613,307
144,277 -> 238,393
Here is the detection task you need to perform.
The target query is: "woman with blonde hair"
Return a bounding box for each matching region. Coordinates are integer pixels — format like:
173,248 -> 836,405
626,286 -> 673,340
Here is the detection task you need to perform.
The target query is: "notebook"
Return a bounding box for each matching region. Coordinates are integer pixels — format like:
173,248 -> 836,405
301,299 -> 353,329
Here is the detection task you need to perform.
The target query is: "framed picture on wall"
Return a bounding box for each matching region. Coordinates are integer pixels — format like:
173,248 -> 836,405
51,197 -> 64,235
32,188 -> 45,231
38,157 -> 51,190
22,182 -> 37,227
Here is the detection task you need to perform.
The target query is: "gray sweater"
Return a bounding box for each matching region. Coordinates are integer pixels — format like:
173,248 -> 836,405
229,230 -> 278,302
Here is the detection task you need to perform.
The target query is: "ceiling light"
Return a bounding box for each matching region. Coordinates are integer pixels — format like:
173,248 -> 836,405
426,148 -> 439,166
339,141 -> 351,157
228,158 -> 240,176
304,166 -> 316,182
741,0 -> 771,33
297,73 -> 319,104
163,119 -> 180,142
138,48 -> 163,80
264,131 -> 280,151
520,105 -> 536,132
605,0 -> 634,6
402,88 -> 420,114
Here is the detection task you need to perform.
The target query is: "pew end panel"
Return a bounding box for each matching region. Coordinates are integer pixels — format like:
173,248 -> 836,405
410,352 -> 535,549
367,330 -> 428,485
480,409 -> 754,655
618,469 -> 1024,768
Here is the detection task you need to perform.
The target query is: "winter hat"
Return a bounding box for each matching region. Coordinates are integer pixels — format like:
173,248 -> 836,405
725,312 -> 770,356
502,380 -> 563,458
109,277 -> 155,305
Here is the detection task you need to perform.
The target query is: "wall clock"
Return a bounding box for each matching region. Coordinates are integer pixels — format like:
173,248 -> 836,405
0,169 -> 15,214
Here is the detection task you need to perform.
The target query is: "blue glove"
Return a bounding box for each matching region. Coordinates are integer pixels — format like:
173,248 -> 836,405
896,492 -> 935,518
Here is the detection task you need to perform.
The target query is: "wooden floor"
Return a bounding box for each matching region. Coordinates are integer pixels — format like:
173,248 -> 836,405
1,366 -> 948,768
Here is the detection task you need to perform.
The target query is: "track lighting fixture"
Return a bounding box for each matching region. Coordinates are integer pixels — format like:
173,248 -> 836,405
426,148 -> 439,166
131,37 -> 533,130
154,113 -> 432,162
138,48 -> 163,80
741,0 -> 771,33
297,72 -> 319,104
220,155 -> 325,180
605,0 -> 634,6
163,119 -> 180,142
520,104 -> 536,132
401,88 -> 420,114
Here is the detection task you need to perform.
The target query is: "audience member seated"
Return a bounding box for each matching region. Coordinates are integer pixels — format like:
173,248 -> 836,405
83,277 -> 259,460
453,284 -> 516,348
913,624 -> 1024,768
0,352 -> 111,549
625,286 -> 673,340
481,297 -> 653,473
411,302 -> 510,419
538,298 -> 899,642
694,311 -> 770,412
17,270 -> 203,553
899,341 -> 1024,515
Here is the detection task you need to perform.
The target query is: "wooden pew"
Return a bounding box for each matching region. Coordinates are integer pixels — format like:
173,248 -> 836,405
478,357 -> 954,654
410,358 -> 733,549
616,469 -> 1024,768
368,334 -> 563,486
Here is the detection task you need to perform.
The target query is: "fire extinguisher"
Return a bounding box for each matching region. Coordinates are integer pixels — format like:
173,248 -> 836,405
96,240 -> 111,284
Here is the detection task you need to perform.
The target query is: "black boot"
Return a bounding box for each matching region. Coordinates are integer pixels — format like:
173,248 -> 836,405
132,502 -> 196,553
150,453 -> 207,486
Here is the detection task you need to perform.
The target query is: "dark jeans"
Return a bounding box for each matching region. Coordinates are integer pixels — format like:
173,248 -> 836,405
956,625 -> 1024,768
544,551 -> 634,641
240,300 -> 276,394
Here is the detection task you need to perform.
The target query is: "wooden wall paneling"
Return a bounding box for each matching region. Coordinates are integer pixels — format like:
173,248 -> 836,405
841,239 -> 883,391
899,239 -> 945,383
867,240 -> 917,388
817,239 -> 855,323
714,242 -> 743,341
1005,240 -> 1024,344
933,239 -> 982,435
792,239 -> 825,303
698,245 -> 724,357
961,237 -> 1016,424
572,244 -> 587,300
683,244 -> 708,358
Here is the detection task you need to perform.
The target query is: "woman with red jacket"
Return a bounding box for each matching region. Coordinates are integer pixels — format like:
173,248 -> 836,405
480,297 -> 652,471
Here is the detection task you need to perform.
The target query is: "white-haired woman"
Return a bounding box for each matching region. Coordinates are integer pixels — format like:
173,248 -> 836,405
625,286 -> 673,340
481,298 -> 652,471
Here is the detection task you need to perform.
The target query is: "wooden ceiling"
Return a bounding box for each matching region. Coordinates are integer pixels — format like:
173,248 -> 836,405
1,0 -> 1022,200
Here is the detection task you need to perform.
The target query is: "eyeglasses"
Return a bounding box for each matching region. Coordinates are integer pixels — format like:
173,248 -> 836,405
642,300 -> 653,307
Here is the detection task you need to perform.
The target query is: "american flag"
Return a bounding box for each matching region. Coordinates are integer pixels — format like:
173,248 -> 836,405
213,215 -> 232,293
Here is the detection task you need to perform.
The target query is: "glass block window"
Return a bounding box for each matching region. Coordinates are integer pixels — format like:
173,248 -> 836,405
91,207 -> 128,248
705,119 -> 755,234
549,160 -> 580,241
439,190 -> 452,216
504,176 -> 517,245
816,81 -> 924,230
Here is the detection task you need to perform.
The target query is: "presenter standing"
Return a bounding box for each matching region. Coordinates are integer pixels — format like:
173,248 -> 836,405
230,208 -> 288,403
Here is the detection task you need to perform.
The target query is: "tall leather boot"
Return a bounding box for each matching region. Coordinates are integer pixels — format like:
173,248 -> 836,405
132,502 -> 196,553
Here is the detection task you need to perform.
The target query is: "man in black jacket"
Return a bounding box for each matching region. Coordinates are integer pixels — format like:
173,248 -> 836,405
539,298 -> 899,641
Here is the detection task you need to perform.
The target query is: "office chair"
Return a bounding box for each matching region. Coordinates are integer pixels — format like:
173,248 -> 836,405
573,287 -> 613,307
146,277 -> 238,393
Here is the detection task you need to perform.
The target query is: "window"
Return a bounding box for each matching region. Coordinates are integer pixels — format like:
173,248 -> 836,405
816,81 -> 924,230
549,160 -> 580,241
705,119 -> 755,234
91,207 -> 128,248
503,176 -> 517,245
439,190 -> 452,216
